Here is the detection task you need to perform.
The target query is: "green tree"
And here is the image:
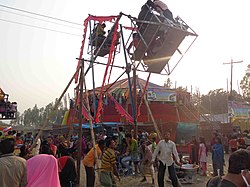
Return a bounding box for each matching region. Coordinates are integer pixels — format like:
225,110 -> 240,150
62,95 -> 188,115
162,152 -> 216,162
197,89 -> 244,115
240,64 -> 250,102
21,99 -> 67,128
164,78 -> 172,88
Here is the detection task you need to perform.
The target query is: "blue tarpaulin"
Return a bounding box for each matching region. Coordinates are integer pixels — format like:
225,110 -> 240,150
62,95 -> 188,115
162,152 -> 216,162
73,123 -> 101,129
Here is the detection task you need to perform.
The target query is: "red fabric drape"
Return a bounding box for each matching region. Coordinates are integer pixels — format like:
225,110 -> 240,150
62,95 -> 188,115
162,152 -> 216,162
66,109 -> 78,125
123,26 -> 137,31
95,18 -> 120,122
75,15 -> 119,83
82,105 -> 93,121
108,93 -> 134,125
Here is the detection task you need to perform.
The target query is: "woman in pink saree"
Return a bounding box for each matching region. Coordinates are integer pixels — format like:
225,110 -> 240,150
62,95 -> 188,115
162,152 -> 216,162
27,154 -> 61,187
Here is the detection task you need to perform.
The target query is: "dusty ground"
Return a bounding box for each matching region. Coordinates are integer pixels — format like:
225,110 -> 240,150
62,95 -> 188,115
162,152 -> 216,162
80,152 -> 229,187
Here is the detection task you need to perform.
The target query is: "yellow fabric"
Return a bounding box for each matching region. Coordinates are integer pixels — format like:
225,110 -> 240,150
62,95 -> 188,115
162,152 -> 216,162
83,144 -> 102,167
61,110 -> 69,125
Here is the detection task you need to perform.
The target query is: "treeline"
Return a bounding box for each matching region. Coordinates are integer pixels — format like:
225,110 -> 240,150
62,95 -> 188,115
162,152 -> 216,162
10,99 -> 67,127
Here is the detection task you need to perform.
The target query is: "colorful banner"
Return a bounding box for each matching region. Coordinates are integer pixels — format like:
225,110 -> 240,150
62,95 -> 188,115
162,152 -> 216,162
228,101 -> 250,119
147,88 -> 176,102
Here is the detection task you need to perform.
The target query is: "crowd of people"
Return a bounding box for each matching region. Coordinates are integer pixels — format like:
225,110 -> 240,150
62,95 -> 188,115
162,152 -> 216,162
1,127 -> 250,187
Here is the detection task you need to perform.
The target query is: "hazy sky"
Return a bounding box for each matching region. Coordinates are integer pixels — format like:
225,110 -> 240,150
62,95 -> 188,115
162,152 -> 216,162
0,0 -> 250,114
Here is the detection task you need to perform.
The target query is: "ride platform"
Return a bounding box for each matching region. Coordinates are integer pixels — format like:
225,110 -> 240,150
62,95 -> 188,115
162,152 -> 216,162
144,26 -> 190,73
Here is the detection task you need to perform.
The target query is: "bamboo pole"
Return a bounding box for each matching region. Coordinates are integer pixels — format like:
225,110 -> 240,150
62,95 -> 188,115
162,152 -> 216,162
76,61 -> 84,186
81,60 -> 100,183
29,66 -> 81,151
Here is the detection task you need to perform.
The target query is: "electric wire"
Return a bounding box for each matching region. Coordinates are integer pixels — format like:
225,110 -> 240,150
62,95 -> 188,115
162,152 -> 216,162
0,18 -> 81,37
0,9 -> 83,30
0,4 -> 82,26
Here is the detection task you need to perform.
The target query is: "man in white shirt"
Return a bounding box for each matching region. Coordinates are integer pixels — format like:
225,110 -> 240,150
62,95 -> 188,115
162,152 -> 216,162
151,131 -> 181,187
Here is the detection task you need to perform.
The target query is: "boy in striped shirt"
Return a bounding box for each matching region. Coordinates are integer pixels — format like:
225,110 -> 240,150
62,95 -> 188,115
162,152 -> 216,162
100,139 -> 120,186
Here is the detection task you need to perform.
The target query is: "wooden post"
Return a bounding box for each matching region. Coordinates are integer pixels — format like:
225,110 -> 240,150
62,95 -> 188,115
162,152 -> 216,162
138,83 -> 162,139
133,68 -> 137,138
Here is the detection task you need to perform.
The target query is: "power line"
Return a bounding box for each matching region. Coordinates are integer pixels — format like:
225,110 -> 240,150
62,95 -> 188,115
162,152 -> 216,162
0,9 -> 83,30
0,4 -> 83,26
0,18 -> 82,37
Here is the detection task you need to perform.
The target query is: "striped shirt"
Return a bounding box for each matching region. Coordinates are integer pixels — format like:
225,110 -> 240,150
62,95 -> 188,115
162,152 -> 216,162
101,148 -> 116,172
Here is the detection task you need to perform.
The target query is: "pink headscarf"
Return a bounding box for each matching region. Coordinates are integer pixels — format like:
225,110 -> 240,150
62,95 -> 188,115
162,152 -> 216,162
27,154 -> 61,187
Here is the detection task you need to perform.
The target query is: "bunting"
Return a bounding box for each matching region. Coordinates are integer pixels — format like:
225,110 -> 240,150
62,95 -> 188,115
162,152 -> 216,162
108,93 -> 134,125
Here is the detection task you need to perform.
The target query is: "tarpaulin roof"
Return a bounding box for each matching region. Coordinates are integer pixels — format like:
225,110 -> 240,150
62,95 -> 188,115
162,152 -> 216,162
91,77 -> 163,93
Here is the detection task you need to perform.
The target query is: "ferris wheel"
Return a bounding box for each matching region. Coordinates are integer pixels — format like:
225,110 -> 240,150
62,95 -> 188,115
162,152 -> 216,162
73,1 -> 198,131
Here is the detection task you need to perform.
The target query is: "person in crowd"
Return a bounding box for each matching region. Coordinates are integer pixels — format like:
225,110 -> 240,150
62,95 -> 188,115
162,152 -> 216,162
232,128 -> 239,138
212,137 -> 225,177
0,131 -> 4,141
33,133 -> 41,156
24,132 -> 34,146
27,154 -> 61,187
91,23 -> 107,46
117,126 -> 125,150
5,130 -> 14,139
139,139 -> 154,184
47,136 -> 58,157
180,137 -> 186,145
210,132 -> 218,152
83,139 -> 105,187
198,137 -> 208,176
100,139 -> 120,186
58,136 -> 76,157
207,149 -> 250,187
148,136 -> 158,170
238,134 -> 246,149
39,141 -> 54,155
121,133 -> 139,175
0,138 -> 27,187
19,144 -> 32,160
15,132 -> 23,145
127,33 -> 140,55
229,135 -> 238,153
222,134 -> 229,154
188,135 -> 199,164
58,156 -> 77,187
151,130 -> 181,187
243,132 -> 250,148
82,134 -> 87,157
106,28 -> 120,46
99,129 -> 107,140
137,1 -> 154,33
117,138 -> 128,160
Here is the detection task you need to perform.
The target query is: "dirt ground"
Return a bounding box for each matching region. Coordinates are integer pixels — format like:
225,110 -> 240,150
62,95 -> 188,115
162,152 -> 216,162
80,152 -> 230,187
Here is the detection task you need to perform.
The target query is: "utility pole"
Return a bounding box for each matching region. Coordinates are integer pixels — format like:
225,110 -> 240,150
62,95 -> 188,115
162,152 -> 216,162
223,58 -> 243,100
223,58 -> 243,124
